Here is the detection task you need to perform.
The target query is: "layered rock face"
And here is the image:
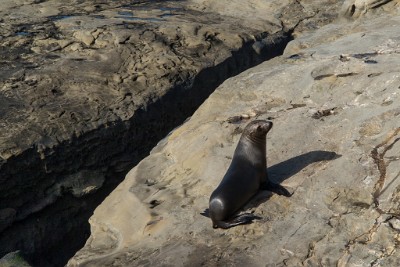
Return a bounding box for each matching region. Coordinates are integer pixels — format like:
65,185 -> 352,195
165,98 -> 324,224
0,0 -> 343,266
68,3 -> 400,267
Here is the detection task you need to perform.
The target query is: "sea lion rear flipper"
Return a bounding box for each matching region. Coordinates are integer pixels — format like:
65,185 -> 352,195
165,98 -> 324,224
213,213 -> 261,229
261,181 -> 292,197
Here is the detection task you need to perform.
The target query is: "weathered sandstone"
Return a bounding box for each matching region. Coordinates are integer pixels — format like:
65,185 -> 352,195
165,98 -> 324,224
69,5 -> 400,267
0,0 -> 343,265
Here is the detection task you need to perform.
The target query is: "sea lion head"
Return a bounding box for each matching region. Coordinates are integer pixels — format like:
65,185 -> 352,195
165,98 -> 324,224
243,120 -> 273,142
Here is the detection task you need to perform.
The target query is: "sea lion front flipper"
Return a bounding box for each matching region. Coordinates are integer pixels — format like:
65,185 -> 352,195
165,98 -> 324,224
212,213 -> 261,229
261,181 -> 292,197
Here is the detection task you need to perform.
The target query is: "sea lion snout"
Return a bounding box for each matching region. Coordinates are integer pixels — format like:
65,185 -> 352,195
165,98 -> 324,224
244,120 -> 273,138
258,120 -> 273,133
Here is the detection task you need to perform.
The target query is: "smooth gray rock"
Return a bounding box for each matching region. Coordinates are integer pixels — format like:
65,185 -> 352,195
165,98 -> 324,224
340,0 -> 398,18
0,251 -> 31,267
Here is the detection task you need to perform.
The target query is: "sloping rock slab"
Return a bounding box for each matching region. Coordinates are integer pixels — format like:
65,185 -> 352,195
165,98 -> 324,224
69,13 -> 400,267
0,0 -> 344,264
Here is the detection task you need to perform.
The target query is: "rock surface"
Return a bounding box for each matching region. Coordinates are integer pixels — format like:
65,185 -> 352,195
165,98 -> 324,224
0,251 -> 31,267
69,6 -> 400,267
0,0 -> 343,265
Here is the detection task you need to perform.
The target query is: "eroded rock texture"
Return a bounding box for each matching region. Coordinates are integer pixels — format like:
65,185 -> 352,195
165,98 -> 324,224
0,0 -> 343,266
69,7 -> 400,267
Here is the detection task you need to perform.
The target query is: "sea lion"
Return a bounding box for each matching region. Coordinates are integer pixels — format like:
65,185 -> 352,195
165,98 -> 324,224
209,120 -> 289,229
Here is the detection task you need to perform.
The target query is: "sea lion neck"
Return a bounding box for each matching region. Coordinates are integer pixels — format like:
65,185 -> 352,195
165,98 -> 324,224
242,133 -> 266,149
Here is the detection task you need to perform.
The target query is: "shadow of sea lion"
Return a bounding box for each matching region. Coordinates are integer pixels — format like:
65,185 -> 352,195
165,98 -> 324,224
201,150 -> 341,218
268,150 -> 341,184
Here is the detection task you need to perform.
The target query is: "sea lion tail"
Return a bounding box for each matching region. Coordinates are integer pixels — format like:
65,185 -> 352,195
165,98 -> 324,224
213,213 -> 261,229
